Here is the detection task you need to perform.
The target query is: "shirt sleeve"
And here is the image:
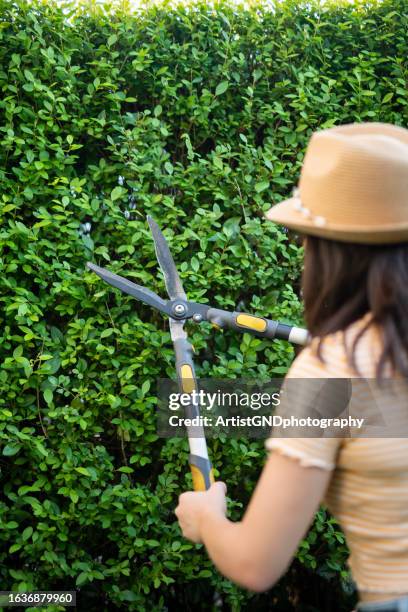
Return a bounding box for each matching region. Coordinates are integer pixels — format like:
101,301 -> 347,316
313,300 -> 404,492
265,342 -> 344,471
265,437 -> 341,470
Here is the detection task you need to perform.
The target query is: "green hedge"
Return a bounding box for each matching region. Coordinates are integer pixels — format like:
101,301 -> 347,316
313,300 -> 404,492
0,0 -> 406,609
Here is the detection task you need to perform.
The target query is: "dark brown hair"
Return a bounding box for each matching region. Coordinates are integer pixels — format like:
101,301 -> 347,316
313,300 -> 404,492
302,236 -> 408,378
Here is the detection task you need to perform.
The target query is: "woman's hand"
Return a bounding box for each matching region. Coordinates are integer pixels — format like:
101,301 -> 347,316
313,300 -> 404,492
175,482 -> 227,543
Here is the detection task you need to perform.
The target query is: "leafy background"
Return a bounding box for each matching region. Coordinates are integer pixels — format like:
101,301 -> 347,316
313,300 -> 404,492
0,0 -> 406,609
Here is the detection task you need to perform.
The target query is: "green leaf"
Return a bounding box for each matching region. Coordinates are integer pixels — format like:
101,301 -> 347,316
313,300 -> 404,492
76,572 -> 88,586
69,490 -> 79,504
9,543 -> 22,554
22,526 -> 33,541
3,444 -> 21,457
213,156 -> 223,170
198,569 -> 212,578
6,522 -> 18,529
164,161 -> 173,174
111,186 -> 124,201
13,345 -> 23,358
141,380 -> 150,395
382,92 -> 394,103
255,180 -> 270,193
101,328 -> 114,338
121,591 -> 138,602
24,187 -> 33,201
215,81 -> 229,96
75,467 -> 90,476
43,389 -> 53,405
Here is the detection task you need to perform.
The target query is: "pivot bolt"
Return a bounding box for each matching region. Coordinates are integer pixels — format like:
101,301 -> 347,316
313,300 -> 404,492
173,303 -> 187,316
192,313 -> 203,323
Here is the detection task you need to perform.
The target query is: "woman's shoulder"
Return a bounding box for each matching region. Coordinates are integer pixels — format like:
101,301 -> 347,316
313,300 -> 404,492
288,313 -> 381,379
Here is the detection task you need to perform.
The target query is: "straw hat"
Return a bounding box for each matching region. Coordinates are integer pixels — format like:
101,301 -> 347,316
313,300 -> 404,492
265,122 -> 408,244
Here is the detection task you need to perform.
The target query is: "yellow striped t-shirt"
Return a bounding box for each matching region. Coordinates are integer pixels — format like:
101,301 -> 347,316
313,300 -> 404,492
266,313 -> 408,595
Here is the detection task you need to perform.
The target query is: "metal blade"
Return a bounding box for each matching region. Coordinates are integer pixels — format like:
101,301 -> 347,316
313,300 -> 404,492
87,262 -> 170,315
147,215 -> 186,301
169,318 -> 187,342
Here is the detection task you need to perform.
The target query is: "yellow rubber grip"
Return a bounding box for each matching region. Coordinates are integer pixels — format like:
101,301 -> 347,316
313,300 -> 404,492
190,465 -> 215,491
180,364 -> 196,393
236,313 -> 267,332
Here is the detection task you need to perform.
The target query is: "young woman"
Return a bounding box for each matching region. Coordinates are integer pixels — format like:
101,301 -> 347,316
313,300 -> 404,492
175,122 -> 408,612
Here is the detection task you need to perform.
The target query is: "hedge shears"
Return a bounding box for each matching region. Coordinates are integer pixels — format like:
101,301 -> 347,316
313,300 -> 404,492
87,216 -> 308,491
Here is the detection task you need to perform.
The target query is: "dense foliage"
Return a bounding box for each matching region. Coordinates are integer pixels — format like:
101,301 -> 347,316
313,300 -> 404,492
0,0 -> 406,609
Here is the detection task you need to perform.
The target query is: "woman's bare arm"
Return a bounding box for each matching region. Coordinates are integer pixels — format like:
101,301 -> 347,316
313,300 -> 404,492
177,451 -> 332,592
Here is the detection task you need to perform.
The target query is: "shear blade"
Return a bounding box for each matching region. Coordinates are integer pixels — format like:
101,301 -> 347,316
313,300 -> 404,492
147,215 -> 186,301
87,262 -> 169,315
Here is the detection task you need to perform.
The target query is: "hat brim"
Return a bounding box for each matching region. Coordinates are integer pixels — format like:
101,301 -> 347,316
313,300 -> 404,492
265,197 -> 408,245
